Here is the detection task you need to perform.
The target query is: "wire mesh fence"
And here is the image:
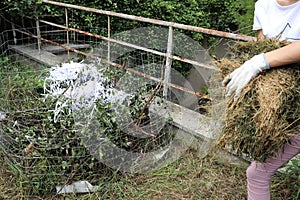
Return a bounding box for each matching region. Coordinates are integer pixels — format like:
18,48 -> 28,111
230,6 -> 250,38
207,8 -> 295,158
0,24 -> 224,196
0,27 -> 108,195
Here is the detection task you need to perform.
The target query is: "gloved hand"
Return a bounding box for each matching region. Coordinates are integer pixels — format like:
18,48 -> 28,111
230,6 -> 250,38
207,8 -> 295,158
222,53 -> 270,100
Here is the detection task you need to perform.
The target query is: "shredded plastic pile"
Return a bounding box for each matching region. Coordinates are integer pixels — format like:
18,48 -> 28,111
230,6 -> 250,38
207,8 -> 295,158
44,61 -> 129,122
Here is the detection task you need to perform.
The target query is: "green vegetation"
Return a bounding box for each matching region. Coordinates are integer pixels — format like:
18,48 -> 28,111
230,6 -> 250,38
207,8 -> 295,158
0,0 -> 256,37
1,1 -> 299,200
0,63 -> 100,195
1,147 -> 299,199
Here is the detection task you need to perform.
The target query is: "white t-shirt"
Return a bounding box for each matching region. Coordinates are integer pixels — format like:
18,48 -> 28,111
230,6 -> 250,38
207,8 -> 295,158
253,0 -> 300,41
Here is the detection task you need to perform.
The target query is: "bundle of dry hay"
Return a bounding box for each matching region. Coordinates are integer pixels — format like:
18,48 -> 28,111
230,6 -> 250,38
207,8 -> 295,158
217,39 -> 300,162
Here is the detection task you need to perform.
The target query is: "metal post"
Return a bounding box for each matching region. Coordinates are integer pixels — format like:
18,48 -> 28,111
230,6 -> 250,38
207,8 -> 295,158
36,19 -> 41,54
65,8 -> 70,61
107,16 -> 111,62
163,26 -> 173,98
11,23 -> 17,45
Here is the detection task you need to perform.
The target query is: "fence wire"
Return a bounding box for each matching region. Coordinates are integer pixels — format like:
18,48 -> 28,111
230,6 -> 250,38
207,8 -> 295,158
0,25 -> 224,196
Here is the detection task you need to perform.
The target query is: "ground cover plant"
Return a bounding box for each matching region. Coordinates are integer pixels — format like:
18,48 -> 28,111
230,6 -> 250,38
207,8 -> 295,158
2,147 -> 300,199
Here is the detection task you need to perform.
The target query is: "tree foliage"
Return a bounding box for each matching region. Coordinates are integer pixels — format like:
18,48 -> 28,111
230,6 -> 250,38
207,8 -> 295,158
0,0 -> 255,38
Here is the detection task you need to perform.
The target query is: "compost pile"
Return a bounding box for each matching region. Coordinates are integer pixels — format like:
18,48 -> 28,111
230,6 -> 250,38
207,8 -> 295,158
0,60 -> 175,194
0,62 -> 124,195
217,39 -> 300,162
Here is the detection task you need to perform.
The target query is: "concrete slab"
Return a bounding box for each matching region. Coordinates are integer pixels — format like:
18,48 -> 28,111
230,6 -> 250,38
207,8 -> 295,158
9,45 -> 64,66
43,43 -> 90,53
150,96 -> 213,140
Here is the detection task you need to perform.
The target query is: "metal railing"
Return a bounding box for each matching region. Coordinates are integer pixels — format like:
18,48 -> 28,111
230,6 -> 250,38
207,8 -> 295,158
32,0 -> 256,97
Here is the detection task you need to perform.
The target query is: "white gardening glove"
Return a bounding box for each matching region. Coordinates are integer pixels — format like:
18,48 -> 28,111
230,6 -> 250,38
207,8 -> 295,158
222,53 -> 270,101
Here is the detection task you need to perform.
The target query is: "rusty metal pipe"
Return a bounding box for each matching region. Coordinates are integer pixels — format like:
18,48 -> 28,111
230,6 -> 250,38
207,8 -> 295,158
14,28 -> 209,99
39,20 -> 218,71
42,0 -> 255,42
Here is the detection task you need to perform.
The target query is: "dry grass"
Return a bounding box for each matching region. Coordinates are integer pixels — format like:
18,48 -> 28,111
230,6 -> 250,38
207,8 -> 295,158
217,39 -> 300,162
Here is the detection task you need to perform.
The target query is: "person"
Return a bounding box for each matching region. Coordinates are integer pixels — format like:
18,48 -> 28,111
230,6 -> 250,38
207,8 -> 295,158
222,0 -> 300,199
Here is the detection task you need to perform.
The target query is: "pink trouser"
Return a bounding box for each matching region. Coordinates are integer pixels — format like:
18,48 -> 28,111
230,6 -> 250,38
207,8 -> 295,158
246,132 -> 300,200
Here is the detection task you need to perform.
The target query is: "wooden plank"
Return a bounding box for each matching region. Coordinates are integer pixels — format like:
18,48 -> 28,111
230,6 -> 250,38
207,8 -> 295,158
43,43 -> 91,53
9,45 -> 64,66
